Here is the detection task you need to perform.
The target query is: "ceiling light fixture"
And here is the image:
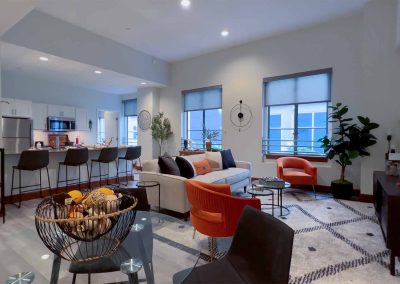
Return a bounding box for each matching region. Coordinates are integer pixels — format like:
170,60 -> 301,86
39,56 -> 49,61
41,254 -> 50,260
221,29 -> 229,37
94,70 -> 103,74
180,0 -> 191,8
141,82 -> 147,85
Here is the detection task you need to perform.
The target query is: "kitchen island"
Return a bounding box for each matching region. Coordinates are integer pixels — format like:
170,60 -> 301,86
3,146 -> 133,200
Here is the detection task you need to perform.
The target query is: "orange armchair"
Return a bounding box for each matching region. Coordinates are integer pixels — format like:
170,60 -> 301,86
186,180 -> 261,238
277,157 -> 317,198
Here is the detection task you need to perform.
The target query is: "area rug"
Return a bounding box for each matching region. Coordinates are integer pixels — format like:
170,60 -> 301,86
155,188 -> 400,284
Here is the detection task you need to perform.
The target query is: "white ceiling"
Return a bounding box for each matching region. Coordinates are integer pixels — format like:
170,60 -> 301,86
0,42 -> 163,94
37,0 -> 370,62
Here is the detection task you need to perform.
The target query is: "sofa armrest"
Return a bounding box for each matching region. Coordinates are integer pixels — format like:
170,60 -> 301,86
235,160 -> 252,172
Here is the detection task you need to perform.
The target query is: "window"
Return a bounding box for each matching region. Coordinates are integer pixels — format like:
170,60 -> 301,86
123,99 -> 138,146
182,86 -> 222,150
97,111 -> 105,144
263,69 -> 331,156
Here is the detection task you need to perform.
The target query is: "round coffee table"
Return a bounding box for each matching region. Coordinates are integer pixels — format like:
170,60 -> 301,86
251,179 -> 291,217
247,186 -> 275,216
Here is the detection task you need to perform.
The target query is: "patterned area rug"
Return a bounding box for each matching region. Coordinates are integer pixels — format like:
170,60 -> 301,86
155,188 -> 400,284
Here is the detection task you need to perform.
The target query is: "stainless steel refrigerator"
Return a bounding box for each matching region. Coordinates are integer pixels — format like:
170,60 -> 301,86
2,117 -> 33,154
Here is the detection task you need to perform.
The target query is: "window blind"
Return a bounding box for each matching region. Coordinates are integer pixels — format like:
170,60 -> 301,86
123,99 -> 137,116
265,72 -> 331,106
183,86 -> 222,111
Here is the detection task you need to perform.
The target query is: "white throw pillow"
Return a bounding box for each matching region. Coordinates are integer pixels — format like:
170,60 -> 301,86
205,151 -> 223,171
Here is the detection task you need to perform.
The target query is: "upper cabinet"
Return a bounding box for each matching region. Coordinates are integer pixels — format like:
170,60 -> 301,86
48,104 -> 75,118
1,98 -> 32,118
32,103 -> 48,130
75,108 -> 89,131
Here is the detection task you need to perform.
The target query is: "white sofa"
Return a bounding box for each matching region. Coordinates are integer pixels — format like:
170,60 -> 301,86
139,153 -> 252,215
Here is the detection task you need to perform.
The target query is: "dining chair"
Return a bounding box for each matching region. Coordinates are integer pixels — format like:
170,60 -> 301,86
277,156 -> 318,198
174,205 -> 294,284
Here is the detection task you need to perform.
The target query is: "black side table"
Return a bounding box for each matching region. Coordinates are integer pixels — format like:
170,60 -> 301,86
137,181 -> 161,212
248,184 -> 275,216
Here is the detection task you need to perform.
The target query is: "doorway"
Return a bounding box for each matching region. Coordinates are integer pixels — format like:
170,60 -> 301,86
97,110 -> 119,146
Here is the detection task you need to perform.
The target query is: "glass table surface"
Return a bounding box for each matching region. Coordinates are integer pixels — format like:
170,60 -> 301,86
2,211 -> 200,284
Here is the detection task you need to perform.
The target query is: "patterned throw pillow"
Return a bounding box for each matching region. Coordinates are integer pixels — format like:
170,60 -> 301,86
205,151 -> 223,171
193,159 -> 212,175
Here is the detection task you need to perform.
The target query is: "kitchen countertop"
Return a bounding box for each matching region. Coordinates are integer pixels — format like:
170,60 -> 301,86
5,145 -> 128,155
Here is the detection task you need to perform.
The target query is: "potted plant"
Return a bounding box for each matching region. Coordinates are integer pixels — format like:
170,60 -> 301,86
150,112 -> 173,157
320,103 -> 379,199
202,127 -> 220,151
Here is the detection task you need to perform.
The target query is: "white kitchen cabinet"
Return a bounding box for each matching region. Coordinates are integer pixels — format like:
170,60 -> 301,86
48,104 -> 75,118
75,108 -> 89,131
1,98 -> 32,118
32,103 -> 48,130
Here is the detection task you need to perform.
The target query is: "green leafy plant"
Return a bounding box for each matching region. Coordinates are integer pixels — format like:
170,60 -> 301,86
319,102 -> 379,183
150,112 -> 173,156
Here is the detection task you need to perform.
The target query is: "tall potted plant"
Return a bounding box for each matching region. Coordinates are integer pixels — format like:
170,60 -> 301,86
150,112 -> 173,157
320,103 -> 379,199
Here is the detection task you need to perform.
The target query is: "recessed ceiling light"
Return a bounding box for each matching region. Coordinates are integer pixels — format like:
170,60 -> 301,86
41,254 -> 50,260
94,70 -> 102,74
141,82 -> 147,85
180,0 -> 191,8
221,29 -> 229,37
39,56 -> 49,61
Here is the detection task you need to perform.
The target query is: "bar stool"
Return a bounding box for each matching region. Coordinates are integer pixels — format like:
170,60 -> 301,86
118,146 -> 142,185
56,148 -> 89,193
89,147 -> 119,188
10,150 -> 51,208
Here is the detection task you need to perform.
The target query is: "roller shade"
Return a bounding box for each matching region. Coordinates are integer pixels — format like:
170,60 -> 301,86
265,72 -> 331,106
123,99 -> 137,116
183,86 -> 222,111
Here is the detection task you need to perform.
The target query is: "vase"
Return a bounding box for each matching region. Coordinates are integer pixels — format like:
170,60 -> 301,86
206,140 -> 212,151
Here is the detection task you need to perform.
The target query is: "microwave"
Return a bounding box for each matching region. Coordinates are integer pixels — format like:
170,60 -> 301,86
47,116 -> 76,132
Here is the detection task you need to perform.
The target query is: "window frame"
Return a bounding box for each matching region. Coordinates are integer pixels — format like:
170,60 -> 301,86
125,115 -> 138,146
182,85 -> 223,150
263,68 -> 332,160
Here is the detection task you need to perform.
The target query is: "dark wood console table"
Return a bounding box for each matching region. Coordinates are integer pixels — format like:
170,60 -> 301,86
373,171 -> 400,275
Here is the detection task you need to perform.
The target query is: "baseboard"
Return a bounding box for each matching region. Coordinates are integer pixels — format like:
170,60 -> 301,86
4,175 -> 134,204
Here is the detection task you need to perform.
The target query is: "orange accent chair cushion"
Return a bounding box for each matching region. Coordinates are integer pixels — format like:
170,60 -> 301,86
186,180 -> 261,238
276,157 -> 317,186
193,159 -> 212,175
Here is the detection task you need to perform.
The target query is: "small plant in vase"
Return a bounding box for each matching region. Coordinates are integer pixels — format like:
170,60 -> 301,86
319,102 -> 379,199
202,127 -> 220,151
151,112 -> 173,157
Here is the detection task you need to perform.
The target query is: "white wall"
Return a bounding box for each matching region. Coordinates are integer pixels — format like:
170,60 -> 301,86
159,14 -> 365,189
360,0 -> 400,194
1,69 -> 122,144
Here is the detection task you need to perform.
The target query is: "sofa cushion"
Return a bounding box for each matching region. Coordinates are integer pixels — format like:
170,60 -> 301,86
193,159 -> 212,175
224,168 -> 251,184
175,156 -> 195,179
221,149 -> 236,169
158,154 -> 180,176
192,168 -> 250,185
205,151 -> 222,170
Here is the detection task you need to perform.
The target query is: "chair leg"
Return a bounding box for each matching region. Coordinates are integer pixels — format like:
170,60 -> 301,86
65,165 -> 68,192
192,228 -> 196,239
72,273 -> 76,284
18,169 -> 22,208
10,168 -> 15,205
86,163 -> 90,189
313,185 -> 316,199
116,160 -> 119,185
88,273 -> 91,284
78,165 -> 81,191
131,160 -> 135,182
56,164 -> 60,194
39,168 -> 43,198
46,167 -> 51,196
209,237 -> 217,261
89,162 -> 93,189
99,163 -> 102,187
107,162 -> 110,185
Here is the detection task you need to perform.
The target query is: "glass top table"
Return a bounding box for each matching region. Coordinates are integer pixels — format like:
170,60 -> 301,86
2,211 -> 200,284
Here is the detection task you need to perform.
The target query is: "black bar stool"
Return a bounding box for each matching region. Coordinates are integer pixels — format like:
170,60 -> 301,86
118,146 -> 142,185
56,148 -> 89,193
10,150 -> 51,208
89,147 -> 119,188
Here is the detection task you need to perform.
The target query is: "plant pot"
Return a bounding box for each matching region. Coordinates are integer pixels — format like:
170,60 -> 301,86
331,180 -> 354,199
205,141 -> 212,151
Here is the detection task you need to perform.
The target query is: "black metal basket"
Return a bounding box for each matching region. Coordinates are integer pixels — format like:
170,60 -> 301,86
35,193 -> 137,263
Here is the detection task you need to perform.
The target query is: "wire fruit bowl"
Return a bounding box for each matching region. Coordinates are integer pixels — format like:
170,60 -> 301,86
35,190 -> 137,263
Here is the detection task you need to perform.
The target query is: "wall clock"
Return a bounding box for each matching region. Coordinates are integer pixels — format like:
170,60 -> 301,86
230,100 -> 253,132
138,110 -> 152,130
